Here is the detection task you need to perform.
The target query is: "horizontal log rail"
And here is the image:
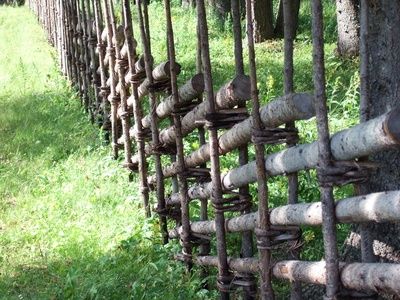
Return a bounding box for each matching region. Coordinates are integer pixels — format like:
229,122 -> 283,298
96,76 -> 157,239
130,74 -> 251,160
151,92 -> 315,183
169,190 -> 400,236
195,257 -> 400,295
117,73 -> 205,144
168,108 -> 400,203
125,60 -> 181,106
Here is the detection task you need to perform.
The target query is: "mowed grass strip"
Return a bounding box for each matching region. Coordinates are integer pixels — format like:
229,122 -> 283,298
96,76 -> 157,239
0,6 -> 210,300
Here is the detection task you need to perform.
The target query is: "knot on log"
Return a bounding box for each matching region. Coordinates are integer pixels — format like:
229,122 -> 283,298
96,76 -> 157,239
251,126 -> 299,146
96,43 -> 106,52
99,86 -> 110,97
317,160 -> 378,188
88,37 -> 97,46
147,79 -> 171,94
122,161 -> 138,172
151,143 -> 177,156
135,128 -> 152,142
232,273 -> 257,292
109,95 -> 120,105
115,58 -> 128,70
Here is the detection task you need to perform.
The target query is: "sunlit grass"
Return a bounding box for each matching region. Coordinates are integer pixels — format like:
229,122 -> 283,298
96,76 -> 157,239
0,1 -> 360,298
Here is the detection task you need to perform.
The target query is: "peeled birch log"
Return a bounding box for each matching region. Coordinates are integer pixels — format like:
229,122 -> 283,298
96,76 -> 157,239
156,93 -> 314,182
195,256 -> 259,274
129,75 -> 251,161
126,61 -> 181,107
273,261 -> 400,296
196,257 -> 400,295
124,56 -> 147,83
169,191 -> 400,236
141,73 -> 205,129
168,108 -> 400,202
158,74 -> 251,145
120,39 -> 137,60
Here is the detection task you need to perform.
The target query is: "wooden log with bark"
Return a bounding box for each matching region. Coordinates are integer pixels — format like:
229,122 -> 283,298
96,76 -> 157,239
119,73 -> 204,140
195,257 -> 400,295
158,74 -> 251,145
167,108 -> 400,203
125,61 -> 181,107
169,190 -> 400,236
141,73 -> 204,128
130,74 -> 252,161
155,93 -> 314,182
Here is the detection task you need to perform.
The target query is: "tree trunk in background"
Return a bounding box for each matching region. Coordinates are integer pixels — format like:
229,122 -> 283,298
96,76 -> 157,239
274,0 -> 301,38
341,1 -> 400,299
252,0 -> 274,42
336,0 -> 360,57
360,0 -> 400,263
213,0 -> 231,19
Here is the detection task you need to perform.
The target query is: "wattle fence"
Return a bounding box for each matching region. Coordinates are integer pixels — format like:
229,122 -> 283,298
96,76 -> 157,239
28,0 -> 400,298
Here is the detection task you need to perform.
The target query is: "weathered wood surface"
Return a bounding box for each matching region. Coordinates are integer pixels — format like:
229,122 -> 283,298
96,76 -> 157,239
156,93 -> 314,182
124,55 -> 146,82
130,74 -> 252,161
274,261 -> 400,296
169,190 -> 400,235
141,73 -> 204,128
126,61 -> 181,107
117,73 -> 204,144
158,74 -> 251,145
196,257 -> 400,295
168,109 -> 400,202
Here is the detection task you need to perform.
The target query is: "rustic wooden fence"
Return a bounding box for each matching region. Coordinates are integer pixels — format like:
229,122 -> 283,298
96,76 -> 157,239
28,0 -> 400,298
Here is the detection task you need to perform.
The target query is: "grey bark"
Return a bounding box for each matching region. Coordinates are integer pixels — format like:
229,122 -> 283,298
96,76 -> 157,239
195,257 -> 400,296
343,0 -> 400,272
150,93 -> 315,183
336,0 -> 360,57
169,191 -> 400,236
167,109 -> 400,203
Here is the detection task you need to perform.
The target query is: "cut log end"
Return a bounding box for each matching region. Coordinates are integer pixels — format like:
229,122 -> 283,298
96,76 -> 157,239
292,93 -> 316,119
385,107 -> 400,144
191,73 -> 205,93
230,74 -> 251,101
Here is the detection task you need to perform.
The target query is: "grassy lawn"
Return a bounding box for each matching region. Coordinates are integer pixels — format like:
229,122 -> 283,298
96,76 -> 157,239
0,2 -> 360,299
0,6 -> 210,300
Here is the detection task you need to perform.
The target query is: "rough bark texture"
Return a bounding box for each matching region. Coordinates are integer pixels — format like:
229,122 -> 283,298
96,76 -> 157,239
274,0 -> 301,38
157,93 -> 314,183
168,110 -> 400,202
195,257 -> 400,296
252,0 -> 274,42
342,0 -> 400,277
169,191 -> 400,236
336,0 -> 360,57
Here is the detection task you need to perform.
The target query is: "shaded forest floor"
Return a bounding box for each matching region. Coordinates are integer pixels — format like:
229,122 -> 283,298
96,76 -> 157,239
0,2 -> 360,299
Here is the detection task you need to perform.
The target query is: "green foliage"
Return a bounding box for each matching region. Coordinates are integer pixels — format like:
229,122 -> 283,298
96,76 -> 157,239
0,0 -> 361,298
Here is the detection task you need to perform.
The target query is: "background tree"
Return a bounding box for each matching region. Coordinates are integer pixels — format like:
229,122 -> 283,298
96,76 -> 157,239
348,0 -> 400,263
335,0 -> 360,57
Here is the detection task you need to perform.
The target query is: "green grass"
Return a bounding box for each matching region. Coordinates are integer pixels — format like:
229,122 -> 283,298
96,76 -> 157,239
0,6 -> 213,300
0,1 -> 360,299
